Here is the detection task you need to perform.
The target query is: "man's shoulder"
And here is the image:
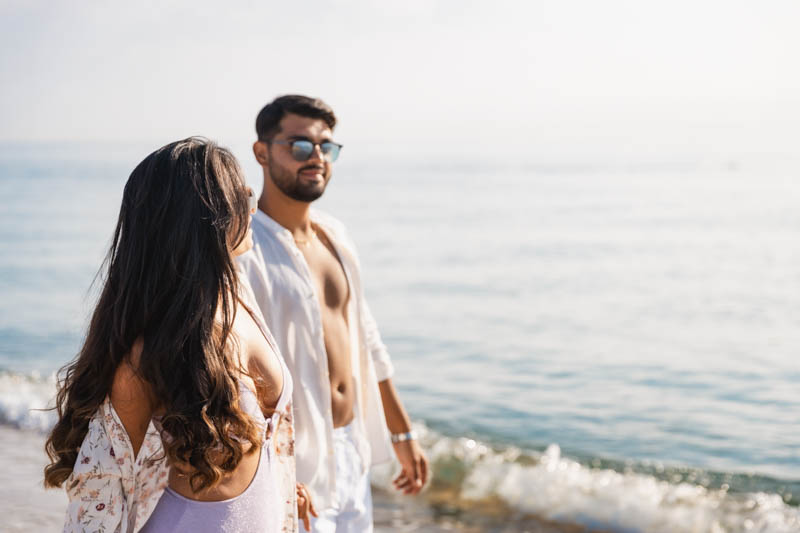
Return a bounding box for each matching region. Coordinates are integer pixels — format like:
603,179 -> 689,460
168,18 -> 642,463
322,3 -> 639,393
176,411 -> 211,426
237,248 -> 262,270
311,208 -> 348,236
312,209 -> 360,257
250,210 -> 284,241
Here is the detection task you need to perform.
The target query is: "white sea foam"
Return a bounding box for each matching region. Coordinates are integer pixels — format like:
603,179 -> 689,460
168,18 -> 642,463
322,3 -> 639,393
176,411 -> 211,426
373,424 -> 800,533
2,372 -> 797,533
0,371 -> 58,432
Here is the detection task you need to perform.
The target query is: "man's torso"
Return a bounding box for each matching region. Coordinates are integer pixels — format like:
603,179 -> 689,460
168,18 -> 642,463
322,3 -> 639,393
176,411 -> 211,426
240,209 -> 394,509
296,224 -> 355,428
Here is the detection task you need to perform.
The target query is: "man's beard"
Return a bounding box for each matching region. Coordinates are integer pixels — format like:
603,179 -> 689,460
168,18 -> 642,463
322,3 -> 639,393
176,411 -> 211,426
268,159 -> 328,203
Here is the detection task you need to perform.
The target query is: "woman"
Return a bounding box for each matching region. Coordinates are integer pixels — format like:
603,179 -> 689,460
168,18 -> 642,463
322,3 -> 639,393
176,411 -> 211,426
44,138 -> 315,532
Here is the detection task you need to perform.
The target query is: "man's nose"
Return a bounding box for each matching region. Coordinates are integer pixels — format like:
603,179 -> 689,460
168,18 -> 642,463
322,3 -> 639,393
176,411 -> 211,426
308,143 -> 326,164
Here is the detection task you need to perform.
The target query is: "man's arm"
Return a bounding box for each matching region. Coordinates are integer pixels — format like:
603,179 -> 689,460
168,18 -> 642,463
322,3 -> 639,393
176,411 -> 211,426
378,378 -> 428,494
360,296 -> 395,381
361,290 -> 429,493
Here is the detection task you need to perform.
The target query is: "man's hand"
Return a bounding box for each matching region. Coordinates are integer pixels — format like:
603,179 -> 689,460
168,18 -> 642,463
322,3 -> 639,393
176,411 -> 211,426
296,482 -> 318,531
392,439 -> 428,495
377,378 -> 429,495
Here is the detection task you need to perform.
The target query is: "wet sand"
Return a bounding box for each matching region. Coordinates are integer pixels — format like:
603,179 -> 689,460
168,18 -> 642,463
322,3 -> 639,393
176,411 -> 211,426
0,426 -> 66,532
373,486 -> 610,533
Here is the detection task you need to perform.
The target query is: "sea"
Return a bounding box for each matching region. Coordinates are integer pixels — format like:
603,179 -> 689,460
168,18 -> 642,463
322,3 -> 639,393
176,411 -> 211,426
0,141 -> 798,532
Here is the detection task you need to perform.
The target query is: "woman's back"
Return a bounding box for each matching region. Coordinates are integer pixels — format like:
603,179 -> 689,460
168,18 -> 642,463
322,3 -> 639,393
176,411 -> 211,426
162,301 -> 286,502
140,304 -> 294,532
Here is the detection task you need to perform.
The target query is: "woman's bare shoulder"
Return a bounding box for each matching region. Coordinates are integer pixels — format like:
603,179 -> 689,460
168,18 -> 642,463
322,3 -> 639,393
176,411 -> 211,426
110,338 -> 156,456
111,339 -> 149,402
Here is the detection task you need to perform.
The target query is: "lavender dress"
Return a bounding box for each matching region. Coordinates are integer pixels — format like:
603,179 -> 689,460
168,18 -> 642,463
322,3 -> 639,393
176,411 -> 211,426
140,359 -> 294,533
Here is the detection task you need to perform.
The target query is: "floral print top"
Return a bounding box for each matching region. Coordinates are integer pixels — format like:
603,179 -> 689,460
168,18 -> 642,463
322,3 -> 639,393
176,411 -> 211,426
63,397 -> 169,532
272,401 -> 297,533
63,397 -> 298,532
62,283 -> 298,533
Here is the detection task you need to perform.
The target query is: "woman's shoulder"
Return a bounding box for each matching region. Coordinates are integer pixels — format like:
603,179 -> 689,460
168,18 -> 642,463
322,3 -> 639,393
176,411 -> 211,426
110,338 -> 159,456
233,302 -> 288,409
111,338 -> 143,394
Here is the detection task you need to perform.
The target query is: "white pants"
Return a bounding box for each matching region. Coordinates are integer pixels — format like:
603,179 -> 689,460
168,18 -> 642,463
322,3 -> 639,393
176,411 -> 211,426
309,423 -> 373,533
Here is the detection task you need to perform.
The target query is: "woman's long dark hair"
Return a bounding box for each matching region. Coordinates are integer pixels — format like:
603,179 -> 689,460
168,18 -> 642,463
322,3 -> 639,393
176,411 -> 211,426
44,137 -> 260,491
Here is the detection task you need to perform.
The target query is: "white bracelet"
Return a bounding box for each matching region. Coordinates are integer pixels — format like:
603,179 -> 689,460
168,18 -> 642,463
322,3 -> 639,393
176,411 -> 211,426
391,430 -> 418,443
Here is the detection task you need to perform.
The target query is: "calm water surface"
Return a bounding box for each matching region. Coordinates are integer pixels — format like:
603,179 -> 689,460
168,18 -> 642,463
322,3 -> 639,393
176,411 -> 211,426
1,144 -> 798,531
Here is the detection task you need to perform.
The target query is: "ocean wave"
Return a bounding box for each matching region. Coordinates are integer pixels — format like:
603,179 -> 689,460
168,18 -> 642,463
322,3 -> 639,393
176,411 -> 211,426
2,370 -> 797,532
372,424 -> 800,533
0,370 -> 58,432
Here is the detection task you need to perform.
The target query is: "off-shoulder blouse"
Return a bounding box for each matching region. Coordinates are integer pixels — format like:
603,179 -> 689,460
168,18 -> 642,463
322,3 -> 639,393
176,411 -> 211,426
61,283 -> 297,533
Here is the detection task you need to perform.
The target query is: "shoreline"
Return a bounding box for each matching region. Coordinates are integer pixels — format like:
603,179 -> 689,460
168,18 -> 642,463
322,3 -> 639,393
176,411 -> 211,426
2,425 -> 592,533
3,424 -> 798,532
0,426 -> 66,532
373,487 -> 610,532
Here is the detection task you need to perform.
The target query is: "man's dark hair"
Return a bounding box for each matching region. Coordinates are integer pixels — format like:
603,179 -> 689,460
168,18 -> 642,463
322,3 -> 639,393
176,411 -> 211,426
255,95 -> 337,141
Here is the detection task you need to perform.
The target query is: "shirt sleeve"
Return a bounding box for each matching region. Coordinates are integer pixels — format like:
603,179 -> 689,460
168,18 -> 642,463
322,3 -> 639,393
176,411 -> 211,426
63,441 -> 129,532
237,250 -> 270,314
360,295 -> 395,382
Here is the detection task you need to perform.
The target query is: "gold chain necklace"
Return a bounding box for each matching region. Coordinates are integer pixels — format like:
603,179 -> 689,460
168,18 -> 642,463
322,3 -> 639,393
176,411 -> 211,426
294,229 -> 317,247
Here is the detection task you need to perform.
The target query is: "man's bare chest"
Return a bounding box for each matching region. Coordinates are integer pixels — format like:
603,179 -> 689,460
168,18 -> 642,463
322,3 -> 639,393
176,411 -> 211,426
299,239 -> 350,313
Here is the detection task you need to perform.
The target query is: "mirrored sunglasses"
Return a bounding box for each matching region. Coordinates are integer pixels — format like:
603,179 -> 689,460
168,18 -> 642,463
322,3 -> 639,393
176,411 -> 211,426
273,139 -> 342,163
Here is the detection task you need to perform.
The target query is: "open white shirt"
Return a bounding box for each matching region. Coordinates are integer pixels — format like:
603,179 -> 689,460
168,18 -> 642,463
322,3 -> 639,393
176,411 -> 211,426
238,208 -> 395,510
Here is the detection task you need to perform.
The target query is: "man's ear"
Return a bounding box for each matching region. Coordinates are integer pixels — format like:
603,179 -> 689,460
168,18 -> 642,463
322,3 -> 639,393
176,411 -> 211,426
253,141 -> 269,166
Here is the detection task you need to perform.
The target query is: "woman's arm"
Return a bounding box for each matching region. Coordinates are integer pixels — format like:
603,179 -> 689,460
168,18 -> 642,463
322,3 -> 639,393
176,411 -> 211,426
110,338 -> 156,457
64,354 -> 156,533
64,338 -> 164,533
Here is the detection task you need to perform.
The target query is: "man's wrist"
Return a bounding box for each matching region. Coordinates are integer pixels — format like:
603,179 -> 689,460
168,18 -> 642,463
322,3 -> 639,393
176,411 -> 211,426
390,430 -> 418,444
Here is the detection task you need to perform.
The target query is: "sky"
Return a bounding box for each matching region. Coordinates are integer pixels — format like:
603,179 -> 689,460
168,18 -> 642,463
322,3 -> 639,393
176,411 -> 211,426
1,0 -> 799,163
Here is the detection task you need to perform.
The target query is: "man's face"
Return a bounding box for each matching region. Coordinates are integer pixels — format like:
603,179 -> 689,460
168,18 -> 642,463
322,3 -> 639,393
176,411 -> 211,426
263,113 -> 335,203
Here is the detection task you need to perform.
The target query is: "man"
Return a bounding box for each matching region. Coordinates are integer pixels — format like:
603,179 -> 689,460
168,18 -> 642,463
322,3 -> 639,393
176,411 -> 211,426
239,95 -> 428,532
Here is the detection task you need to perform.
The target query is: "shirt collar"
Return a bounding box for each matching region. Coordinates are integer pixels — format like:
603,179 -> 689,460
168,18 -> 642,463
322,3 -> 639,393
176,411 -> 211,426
252,208 -> 335,241
252,208 -> 293,238
251,208 -> 359,274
